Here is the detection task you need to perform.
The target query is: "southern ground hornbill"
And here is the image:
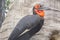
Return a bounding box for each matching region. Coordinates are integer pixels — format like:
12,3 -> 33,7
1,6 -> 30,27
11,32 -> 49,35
8,4 -> 45,40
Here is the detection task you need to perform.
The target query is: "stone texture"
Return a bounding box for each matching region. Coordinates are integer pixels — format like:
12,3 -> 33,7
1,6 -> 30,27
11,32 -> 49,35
0,0 -> 60,40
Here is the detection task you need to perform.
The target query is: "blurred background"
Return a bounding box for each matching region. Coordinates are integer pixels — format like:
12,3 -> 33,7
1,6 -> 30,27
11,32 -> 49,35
0,0 -> 60,40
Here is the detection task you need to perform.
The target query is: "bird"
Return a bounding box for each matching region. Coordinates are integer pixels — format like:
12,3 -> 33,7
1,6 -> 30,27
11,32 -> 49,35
8,4 -> 45,40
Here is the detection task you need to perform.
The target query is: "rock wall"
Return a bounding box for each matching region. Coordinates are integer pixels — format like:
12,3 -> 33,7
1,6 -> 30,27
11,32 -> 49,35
0,0 -> 60,40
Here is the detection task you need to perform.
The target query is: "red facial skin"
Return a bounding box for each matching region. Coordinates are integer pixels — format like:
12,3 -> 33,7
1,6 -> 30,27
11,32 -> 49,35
34,4 -> 45,17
